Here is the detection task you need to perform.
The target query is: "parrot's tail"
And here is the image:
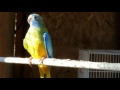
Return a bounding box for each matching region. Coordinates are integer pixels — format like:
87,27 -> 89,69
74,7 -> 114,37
38,64 -> 51,78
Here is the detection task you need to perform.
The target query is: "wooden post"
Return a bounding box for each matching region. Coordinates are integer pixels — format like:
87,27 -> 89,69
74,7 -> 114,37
78,50 -> 89,78
0,12 -> 15,78
13,12 -> 31,78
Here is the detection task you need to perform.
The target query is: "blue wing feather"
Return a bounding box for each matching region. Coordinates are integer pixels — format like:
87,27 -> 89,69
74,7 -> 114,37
43,32 -> 53,58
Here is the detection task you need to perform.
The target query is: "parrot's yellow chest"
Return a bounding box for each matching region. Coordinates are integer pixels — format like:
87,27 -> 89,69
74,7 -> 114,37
23,27 -> 47,59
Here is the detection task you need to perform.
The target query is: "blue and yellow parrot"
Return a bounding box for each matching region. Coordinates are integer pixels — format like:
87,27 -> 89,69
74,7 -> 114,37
23,13 -> 53,78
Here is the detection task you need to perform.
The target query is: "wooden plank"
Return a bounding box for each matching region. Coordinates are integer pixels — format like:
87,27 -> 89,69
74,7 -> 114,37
0,12 -> 15,78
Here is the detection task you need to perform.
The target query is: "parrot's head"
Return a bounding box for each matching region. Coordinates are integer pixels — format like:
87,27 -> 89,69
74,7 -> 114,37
27,13 -> 44,27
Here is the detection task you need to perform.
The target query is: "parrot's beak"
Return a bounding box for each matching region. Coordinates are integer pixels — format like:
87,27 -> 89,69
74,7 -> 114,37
27,18 -> 31,24
27,15 -> 33,24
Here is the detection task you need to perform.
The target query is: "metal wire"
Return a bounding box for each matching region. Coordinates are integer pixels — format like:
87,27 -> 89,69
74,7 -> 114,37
88,50 -> 120,78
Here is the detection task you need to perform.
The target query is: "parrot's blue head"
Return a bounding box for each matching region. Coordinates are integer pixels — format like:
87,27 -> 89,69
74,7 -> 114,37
27,13 -> 44,27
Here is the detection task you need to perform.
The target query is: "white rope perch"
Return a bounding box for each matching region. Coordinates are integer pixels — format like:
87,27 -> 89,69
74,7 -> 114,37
0,57 -> 120,71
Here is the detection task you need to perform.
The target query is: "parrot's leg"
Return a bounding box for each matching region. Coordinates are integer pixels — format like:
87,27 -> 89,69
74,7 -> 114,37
29,56 -> 33,67
40,57 -> 45,64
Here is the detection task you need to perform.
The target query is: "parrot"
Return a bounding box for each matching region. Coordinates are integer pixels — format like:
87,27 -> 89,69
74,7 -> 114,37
23,13 -> 53,78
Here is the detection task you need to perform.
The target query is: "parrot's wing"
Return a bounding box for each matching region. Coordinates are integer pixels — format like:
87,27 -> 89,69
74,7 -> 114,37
43,32 -> 53,58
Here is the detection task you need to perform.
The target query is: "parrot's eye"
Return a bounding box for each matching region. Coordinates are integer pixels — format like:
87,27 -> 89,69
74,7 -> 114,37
34,16 -> 37,19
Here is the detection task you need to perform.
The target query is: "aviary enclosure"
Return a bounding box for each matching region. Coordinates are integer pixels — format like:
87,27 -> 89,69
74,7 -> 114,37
0,12 -> 120,78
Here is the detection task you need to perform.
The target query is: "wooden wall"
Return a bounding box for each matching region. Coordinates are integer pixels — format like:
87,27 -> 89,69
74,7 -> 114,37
0,12 -> 15,78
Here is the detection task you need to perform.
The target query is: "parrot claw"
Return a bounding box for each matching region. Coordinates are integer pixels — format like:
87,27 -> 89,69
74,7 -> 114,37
39,57 -> 45,64
29,57 -> 33,67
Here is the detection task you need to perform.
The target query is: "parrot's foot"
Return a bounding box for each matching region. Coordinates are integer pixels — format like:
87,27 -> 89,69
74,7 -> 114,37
29,57 -> 33,67
39,57 -> 45,64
